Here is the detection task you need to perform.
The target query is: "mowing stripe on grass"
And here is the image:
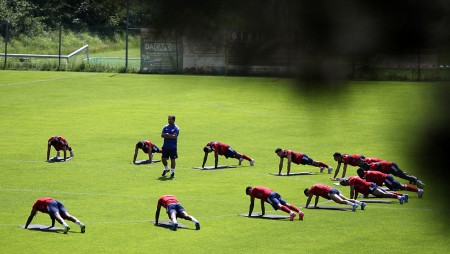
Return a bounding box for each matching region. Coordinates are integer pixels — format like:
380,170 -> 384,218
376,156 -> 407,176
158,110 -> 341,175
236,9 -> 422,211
0,73 -> 97,87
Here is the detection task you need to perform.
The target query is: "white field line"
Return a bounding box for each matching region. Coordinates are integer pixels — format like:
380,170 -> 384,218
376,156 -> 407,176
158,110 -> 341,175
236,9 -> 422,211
0,73 -> 98,87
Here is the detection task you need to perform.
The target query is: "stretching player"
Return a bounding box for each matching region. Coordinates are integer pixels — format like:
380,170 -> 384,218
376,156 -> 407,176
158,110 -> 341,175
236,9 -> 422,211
133,140 -> 162,164
155,195 -> 200,231
357,168 -> 424,198
246,186 -> 304,221
275,148 -> 332,175
47,136 -> 74,161
202,141 -> 254,168
304,184 -> 366,211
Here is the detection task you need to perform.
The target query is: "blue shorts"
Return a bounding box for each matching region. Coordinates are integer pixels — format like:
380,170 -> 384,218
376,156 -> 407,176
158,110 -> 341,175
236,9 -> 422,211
384,175 -> 402,190
368,182 -> 378,194
223,147 -> 238,159
162,147 -> 178,159
299,154 -> 314,165
47,200 -> 67,216
266,192 -> 287,210
327,188 -> 340,199
166,203 -> 185,218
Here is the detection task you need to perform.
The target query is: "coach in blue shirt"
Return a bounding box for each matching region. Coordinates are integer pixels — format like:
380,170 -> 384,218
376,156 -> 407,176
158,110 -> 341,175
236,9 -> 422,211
161,115 -> 179,178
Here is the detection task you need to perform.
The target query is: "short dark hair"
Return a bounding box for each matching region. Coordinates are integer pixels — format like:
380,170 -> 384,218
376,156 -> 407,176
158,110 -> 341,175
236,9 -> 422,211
333,152 -> 341,157
168,115 -> 176,121
137,141 -> 144,148
245,186 -> 252,195
203,146 -> 210,153
303,188 -> 309,196
275,148 -> 282,153
356,168 -> 365,178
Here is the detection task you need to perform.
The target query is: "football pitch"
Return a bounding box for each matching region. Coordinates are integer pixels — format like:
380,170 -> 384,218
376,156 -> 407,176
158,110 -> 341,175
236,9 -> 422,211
0,70 -> 448,253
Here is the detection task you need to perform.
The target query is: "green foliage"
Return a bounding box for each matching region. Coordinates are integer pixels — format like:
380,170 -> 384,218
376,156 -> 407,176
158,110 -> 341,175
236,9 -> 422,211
0,72 -> 449,253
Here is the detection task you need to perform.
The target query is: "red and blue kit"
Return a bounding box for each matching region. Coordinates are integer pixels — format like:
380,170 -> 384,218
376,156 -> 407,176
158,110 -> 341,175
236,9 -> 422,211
48,136 -> 72,151
32,197 -> 54,213
285,150 -> 304,164
207,142 -> 230,155
249,186 -> 272,201
349,176 -> 373,196
364,171 -> 387,186
342,154 -> 365,166
157,195 -> 178,208
140,140 -> 159,153
309,184 -> 333,199
363,157 -> 381,164
369,161 -> 392,174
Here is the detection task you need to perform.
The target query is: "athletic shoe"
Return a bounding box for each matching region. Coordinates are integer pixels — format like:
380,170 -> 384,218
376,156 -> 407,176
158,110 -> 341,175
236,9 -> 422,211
80,224 -> 85,233
403,194 -> 409,203
298,211 -> 304,221
289,213 -> 296,221
416,180 -> 425,189
56,151 -> 60,158
195,222 -> 201,230
170,172 -> 175,178
399,196 -> 404,204
319,167 -> 324,173
418,188 -> 424,198
172,222 -> 178,231
360,202 -> 366,210
327,166 -> 333,174
352,203 -> 358,212
70,151 -> 74,157
64,225 -> 70,234
162,169 -> 169,176
250,160 -> 255,166
238,158 -> 244,165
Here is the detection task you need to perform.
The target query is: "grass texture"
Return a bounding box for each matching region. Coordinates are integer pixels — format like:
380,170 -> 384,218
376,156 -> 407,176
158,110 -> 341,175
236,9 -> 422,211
0,71 -> 449,253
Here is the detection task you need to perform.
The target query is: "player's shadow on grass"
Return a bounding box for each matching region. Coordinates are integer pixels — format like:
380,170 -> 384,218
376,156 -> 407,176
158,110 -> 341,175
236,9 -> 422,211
157,176 -> 174,181
20,224 -> 67,234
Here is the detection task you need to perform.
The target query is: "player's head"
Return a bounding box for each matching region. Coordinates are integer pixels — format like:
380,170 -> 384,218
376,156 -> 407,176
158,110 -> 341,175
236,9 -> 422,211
333,152 -> 342,161
50,137 -> 58,146
275,148 -> 283,156
245,186 -> 252,195
137,141 -> 144,149
168,115 -> 176,125
203,145 -> 212,153
356,168 -> 365,178
303,188 -> 310,196
339,178 -> 349,186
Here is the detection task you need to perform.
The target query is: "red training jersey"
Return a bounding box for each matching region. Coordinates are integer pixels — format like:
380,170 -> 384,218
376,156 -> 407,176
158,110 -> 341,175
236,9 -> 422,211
369,161 -> 393,174
32,197 -> 54,213
141,140 -> 156,154
285,150 -> 304,164
249,186 -> 272,202
48,136 -> 69,151
364,171 -> 387,185
207,142 -> 230,155
364,157 -> 381,164
342,154 -> 364,166
157,195 -> 178,208
349,176 -> 372,195
309,184 -> 333,199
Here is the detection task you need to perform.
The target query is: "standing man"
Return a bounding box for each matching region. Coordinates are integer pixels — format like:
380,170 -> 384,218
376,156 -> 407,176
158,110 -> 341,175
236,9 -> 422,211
133,140 -> 162,164
47,136 -> 74,161
275,148 -> 332,175
245,186 -> 304,221
161,115 -> 179,178
202,141 -> 254,168
24,197 -> 85,234
155,195 -> 200,231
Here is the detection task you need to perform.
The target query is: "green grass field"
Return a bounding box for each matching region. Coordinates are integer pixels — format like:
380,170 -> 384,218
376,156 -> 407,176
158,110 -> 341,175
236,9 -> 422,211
0,71 -> 449,253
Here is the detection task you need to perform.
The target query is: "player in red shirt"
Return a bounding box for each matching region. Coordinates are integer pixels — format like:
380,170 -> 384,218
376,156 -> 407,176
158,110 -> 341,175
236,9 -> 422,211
133,140 -> 162,164
275,148 -> 332,175
155,195 -> 200,231
304,184 -> 366,211
358,159 -> 425,189
332,152 -> 367,179
245,186 -> 304,221
24,197 -> 85,234
357,168 -> 424,198
340,176 -> 408,204
47,136 -> 74,161
202,141 -> 254,168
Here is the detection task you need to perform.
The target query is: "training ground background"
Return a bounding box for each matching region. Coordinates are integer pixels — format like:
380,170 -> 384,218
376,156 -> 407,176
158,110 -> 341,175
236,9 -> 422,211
0,70 -> 449,253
